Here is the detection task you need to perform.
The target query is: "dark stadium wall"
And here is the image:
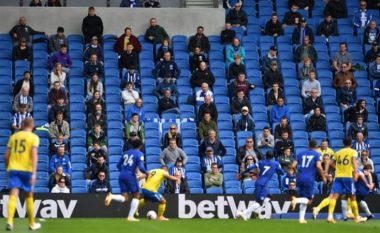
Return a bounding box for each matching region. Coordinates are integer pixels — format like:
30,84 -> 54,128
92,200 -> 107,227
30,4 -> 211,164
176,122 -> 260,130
1,194 -> 380,219
0,7 -> 225,36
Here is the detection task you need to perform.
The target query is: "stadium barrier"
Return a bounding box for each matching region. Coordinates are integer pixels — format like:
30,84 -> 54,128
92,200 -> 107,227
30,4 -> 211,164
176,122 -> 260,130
0,194 -> 380,219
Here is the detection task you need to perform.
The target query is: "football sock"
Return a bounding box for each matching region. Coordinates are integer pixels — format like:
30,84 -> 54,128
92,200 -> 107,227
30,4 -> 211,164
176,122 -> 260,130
359,201 -> 372,216
350,199 -> 359,218
138,199 -> 145,209
157,203 -> 166,217
111,194 -> 126,203
128,198 -> 139,218
299,204 -> 307,221
243,202 -> 261,215
341,200 -> 348,218
26,196 -> 35,225
328,199 -> 336,219
7,195 -> 17,225
295,198 -> 309,205
347,198 -> 353,215
317,198 -> 330,210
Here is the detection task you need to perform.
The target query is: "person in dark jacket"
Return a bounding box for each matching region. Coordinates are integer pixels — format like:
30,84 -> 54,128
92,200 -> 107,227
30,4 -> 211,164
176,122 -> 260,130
324,0 -> 347,19
199,130 -> 226,157
264,13 -> 283,37
365,41 -> 380,63
82,7 -> 103,44
13,71 -> 34,97
274,131 -> 295,158
228,54 -> 246,80
119,43 -> 138,70
45,0 -> 62,6
144,18 -> 169,45
162,124 -> 183,148
114,27 -> 141,54
307,107 -> 326,132
220,22 -> 236,44
344,99 -> 368,123
274,117 -> 293,140
231,90 -> 252,114
49,26 -> 67,53
226,2 -> 248,31
198,95 -> 218,122
9,16 -> 45,45
188,26 -> 210,54
261,46 -> 281,73
144,0 -> 161,8
348,115 -> 368,139
29,0 -> 43,7
288,0 -> 314,11
337,80 -> 357,111
267,82 -> 284,106
152,51 -> 180,80
317,12 -> 339,37
83,36 -> 104,61
303,88 -> 324,115
263,60 -> 284,89
48,96 -> 68,123
154,73 -> 178,98
294,36 -> 318,63
189,47 -> 208,72
85,155 -> 109,180
164,170 -> 189,194
156,38 -> 174,62
363,19 -> 380,45
190,61 -> 215,88
12,38 -> 32,62
158,89 -> 180,115
89,170 -> 111,193
282,5 -> 303,27
235,106 -> 255,132
84,54 -> 104,78
237,137 -> 262,166
292,18 -> 314,45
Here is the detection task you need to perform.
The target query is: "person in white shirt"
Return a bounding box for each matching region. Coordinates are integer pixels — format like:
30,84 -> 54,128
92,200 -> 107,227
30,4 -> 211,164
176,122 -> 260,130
195,82 -> 213,105
12,104 -> 32,131
50,62 -> 66,89
51,177 -> 70,193
301,70 -> 321,98
121,81 -> 140,106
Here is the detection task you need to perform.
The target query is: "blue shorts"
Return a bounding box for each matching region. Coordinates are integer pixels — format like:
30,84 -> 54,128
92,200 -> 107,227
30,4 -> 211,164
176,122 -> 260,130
119,176 -> 139,194
8,170 -> 33,192
141,188 -> 164,203
254,184 -> 267,204
297,179 -> 315,200
331,178 -> 355,195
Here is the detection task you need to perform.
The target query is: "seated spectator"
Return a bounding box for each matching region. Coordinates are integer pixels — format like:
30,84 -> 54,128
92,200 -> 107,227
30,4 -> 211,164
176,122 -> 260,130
294,36 -> 318,63
226,2 -> 247,31
240,155 -> 258,180
86,73 -> 103,100
264,13 -> 283,37
274,132 -> 295,158
51,177 -> 70,193
231,90 -> 252,115
363,19 -> 380,45
84,54 -> 104,78
48,96 -> 68,123
199,129 -> 226,157
49,44 -> 72,73
348,115 -> 368,139
160,139 -> 188,166
30,0 -> 43,7
228,54 -> 246,81
303,88 -> 324,115
12,38 -> 32,61
369,54 -> 380,80
121,81 -> 139,107
164,170 -> 189,194
263,60 -> 284,89
156,38 -> 173,62
198,112 -> 218,141
49,26 -> 66,53
13,71 -> 34,97
13,87 -> 33,113
48,165 -> 71,191
317,11 -> 339,38
163,124 -> 183,148
282,4 -> 303,27
82,7 -> 103,44
261,46 -> 281,73
49,145 -> 71,174
154,73 -> 178,99
119,42 -> 138,70
11,104 -> 32,132
144,0 -> 161,8
204,162 -> 223,189
9,16 -> 45,45
195,83 -> 214,105
354,1 -> 374,35
48,81 -> 66,108
333,63 -> 357,88
316,139 -> 335,157
323,0 -> 347,19
201,148 -> 223,173
283,180 -> 297,195
270,97 -> 289,124
220,22 -> 236,44
85,155 -> 109,180
278,149 -> 295,171
357,150 -> 374,171
49,111 -> 70,143
225,37 -> 245,66
198,95 -> 218,122
365,42 -> 380,64
144,17 -> 169,45
344,99 -> 368,123
189,47 -> 208,72
237,137 -> 262,166
235,106 -> 255,132
288,0 -> 313,11
301,70 -> 321,98
50,62 -> 66,89
152,51 -> 180,81
352,132 -> 370,155
45,0 -> 62,7
158,89 -> 180,115
229,72 -> 255,97
125,98 -> 144,122
86,141 -> 107,166
87,103 -> 107,130
87,124 -> 108,152
188,26 -> 210,55
307,107 -> 326,132
256,127 -> 275,151
298,57 -> 315,82
337,79 -> 357,111
89,170 -> 112,193
291,18 -> 314,45
318,154 -> 334,194
168,158 -> 186,178
49,133 -> 69,155
125,113 -> 145,142
114,27 -> 141,55
332,42 -> 352,72
190,61 -> 215,88
121,65 -> 140,88
266,82 -> 284,106
274,116 -> 293,140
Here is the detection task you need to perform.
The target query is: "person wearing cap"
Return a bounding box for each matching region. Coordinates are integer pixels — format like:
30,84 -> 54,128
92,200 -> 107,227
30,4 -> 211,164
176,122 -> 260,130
13,87 -> 33,113
317,11 -> 339,38
264,13 -> 283,37
48,95 -> 68,123
199,129 -> 226,157
263,60 -> 284,89
12,37 -> 32,62
282,4 -> 303,27
84,54 -> 104,79
49,44 -> 72,73
9,16 -> 45,45
231,90 -> 252,115
198,111 -> 218,141
84,36 -> 104,61
153,51 -> 180,81
163,124 -> 183,148
294,36 -> 318,63
160,139 -> 188,166
292,17 -> 314,45
226,2 -> 248,31
363,19 -> 380,45
189,46 -> 208,72
49,26 -> 67,53
154,73 -> 178,98
190,61 -> 215,88
235,106 -> 255,132
201,148 -> 223,173
122,81 -> 140,107
228,54 -> 246,80
270,97 -> 290,124
125,113 -> 145,143
323,0 -> 347,19
198,95 -> 218,122
365,42 -> 380,63
82,6 -> 103,44
158,89 -> 180,115
13,71 -> 34,97
261,45 -> 281,73
220,22 -> 236,44
301,69 -> 321,98
11,103 -> 32,132
354,1 -> 373,34
225,37 -> 245,66
119,42 -> 138,70
114,27 -> 142,55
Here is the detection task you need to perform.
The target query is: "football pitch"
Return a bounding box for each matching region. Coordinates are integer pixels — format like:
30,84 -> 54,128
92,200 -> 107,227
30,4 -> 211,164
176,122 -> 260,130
1,218 -> 380,233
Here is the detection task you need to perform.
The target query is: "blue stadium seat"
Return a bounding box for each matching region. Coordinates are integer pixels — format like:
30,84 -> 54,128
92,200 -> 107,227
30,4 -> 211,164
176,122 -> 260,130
206,187 -> 223,194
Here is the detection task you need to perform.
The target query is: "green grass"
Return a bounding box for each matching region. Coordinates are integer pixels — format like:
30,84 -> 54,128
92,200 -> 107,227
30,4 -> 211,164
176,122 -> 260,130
1,218 -> 380,233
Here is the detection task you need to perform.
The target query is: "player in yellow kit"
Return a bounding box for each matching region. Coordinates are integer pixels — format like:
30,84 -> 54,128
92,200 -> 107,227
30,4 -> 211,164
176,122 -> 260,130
137,165 -> 178,220
5,118 -> 41,231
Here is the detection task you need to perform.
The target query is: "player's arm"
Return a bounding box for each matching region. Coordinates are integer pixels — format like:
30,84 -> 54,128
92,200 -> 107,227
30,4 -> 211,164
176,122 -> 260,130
138,157 -> 147,174
164,173 -> 179,181
4,148 -> 10,169
30,146 -> 38,185
291,160 -> 298,172
238,163 -> 257,179
351,154 -> 358,177
316,160 -> 326,183
363,170 -> 374,190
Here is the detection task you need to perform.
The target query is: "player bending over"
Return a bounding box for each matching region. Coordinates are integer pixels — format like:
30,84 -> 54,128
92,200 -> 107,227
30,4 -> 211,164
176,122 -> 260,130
354,164 -> 375,220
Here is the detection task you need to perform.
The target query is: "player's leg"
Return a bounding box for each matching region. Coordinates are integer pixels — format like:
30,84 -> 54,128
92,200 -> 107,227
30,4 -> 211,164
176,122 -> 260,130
238,184 -> 264,221
349,195 -> 367,223
25,191 -> 41,231
105,179 -> 129,206
327,193 -> 339,223
127,192 -> 141,221
357,195 -> 374,220
6,188 -> 19,231
312,197 -> 330,219
157,197 -> 169,221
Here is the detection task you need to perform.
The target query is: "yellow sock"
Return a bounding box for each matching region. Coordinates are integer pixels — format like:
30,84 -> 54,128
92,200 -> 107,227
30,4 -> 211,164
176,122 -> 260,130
7,195 -> 17,225
328,199 -> 336,218
138,199 -> 145,209
26,196 -> 35,225
157,203 -> 166,217
350,199 -> 359,218
347,198 -> 353,214
317,198 -> 330,210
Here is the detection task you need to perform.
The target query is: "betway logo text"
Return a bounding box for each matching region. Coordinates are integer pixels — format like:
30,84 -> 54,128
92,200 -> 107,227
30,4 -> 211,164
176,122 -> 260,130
0,195 -> 77,218
178,194 -> 291,219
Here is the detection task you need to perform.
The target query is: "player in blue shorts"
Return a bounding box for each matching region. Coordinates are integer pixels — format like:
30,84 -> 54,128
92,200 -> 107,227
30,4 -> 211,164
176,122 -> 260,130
105,139 -> 147,221
290,139 -> 326,224
355,164 -> 375,220
236,151 -> 284,221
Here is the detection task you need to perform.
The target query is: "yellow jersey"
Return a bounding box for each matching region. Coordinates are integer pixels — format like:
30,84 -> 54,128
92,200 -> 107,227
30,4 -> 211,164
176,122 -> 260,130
316,147 -> 334,158
143,169 -> 168,192
332,147 -> 357,178
6,131 -> 39,172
